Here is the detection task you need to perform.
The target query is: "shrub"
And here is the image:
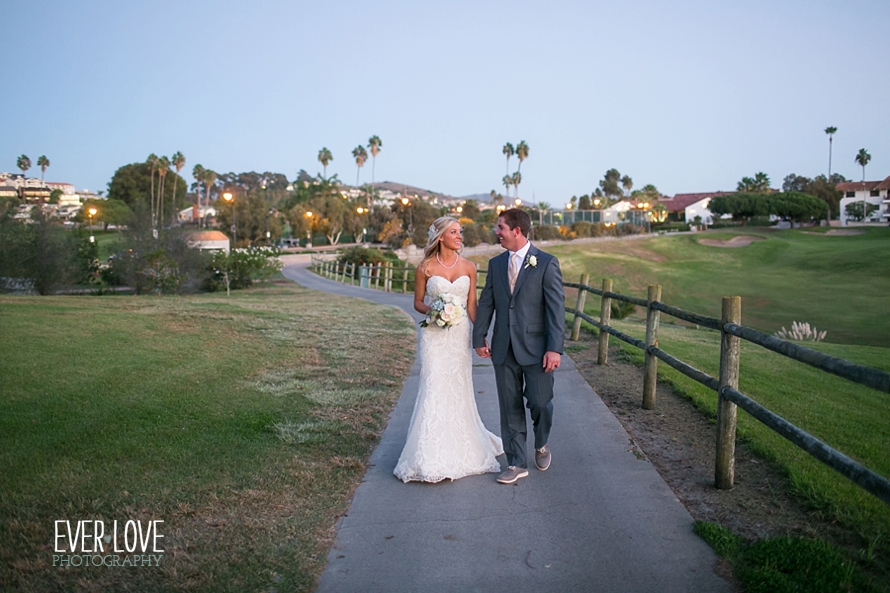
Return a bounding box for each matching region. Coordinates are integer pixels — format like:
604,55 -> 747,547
205,247 -> 282,293
532,224 -> 560,241
337,246 -> 391,268
572,221 -> 593,237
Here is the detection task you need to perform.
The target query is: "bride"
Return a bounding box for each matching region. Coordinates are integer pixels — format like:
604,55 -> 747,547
393,216 -> 504,483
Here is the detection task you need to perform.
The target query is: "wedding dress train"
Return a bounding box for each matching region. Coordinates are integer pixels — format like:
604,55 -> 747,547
394,275 -> 503,483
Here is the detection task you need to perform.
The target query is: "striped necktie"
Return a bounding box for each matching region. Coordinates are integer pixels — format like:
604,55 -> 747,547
509,252 -> 521,293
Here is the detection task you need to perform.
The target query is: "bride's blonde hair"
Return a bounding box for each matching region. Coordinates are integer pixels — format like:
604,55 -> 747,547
420,216 -> 461,275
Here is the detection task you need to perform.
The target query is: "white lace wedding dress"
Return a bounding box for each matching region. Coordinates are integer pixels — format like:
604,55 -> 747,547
394,275 -> 504,483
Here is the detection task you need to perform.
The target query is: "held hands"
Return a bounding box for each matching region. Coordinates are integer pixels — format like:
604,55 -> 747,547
474,339 -> 491,359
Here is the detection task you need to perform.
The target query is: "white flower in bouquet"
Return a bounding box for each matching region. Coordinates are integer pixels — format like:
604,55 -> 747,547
420,293 -> 465,329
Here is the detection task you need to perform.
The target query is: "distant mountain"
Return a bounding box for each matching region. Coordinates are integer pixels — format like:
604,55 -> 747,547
367,182 -> 493,204
458,193 -> 493,204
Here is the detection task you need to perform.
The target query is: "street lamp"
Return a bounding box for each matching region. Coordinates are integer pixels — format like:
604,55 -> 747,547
88,207 -> 97,243
514,198 -> 522,207
401,196 -> 413,232
304,211 -> 314,247
222,192 -> 236,247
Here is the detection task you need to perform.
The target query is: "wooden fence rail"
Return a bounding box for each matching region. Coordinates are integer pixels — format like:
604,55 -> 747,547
307,255 -> 890,504
566,275 -> 890,505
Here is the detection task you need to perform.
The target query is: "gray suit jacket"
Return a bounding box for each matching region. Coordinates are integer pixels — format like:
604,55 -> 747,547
473,244 -> 565,366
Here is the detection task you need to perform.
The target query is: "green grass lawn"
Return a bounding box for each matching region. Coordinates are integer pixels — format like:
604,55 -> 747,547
0,283 -> 416,591
550,227 -> 890,347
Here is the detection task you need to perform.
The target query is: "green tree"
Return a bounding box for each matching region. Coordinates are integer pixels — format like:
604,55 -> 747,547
37,155 -> 50,180
515,140 -> 529,172
805,175 -> 843,219
16,155 -> 31,177
770,192 -> 828,223
106,162 -> 185,226
318,147 -> 333,180
825,126 -> 837,178
352,145 -> 368,187
599,169 -> 622,200
502,174 -> 512,198
782,173 -> 810,193
578,194 -> 592,210
460,199 -> 480,220
502,142 -> 514,177
368,135 -> 382,184
709,193 -> 770,223
536,201 -> 550,225
511,171 -> 522,199
844,201 -> 879,222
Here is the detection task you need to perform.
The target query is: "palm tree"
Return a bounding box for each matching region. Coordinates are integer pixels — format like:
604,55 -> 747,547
515,140 -> 529,172
502,142 -> 514,177
202,169 -> 217,228
352,145 -> 368,187
146,153 -> 159,226
170,151 -> 185,224
621,175 -> 633,197
502,175 -> 513,199
192,163 -> 205,225
157,155 -> 170,230
855,148 -> 871,181
537,201 -> 550,225
825,126 -> 837,179
37,155 -> 50,180
368,135 -> 382,184
16,154 -> 31,177
753,172 -> 771,192
855,148 -> 872,223
318,147 -> 333,180
511,171 -> 522,199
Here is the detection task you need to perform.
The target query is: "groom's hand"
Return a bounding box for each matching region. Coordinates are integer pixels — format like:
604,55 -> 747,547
543,351 -> 561,373
474,339 -> 491,358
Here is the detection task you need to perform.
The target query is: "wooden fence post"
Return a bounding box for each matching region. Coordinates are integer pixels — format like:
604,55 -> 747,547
570,274 -> 590,341
716,296 -> 741,490
642,284 -> 662,410
374,263 -> 381,289
597,278 -> 613,365
385,262 -> 392,292
402,266 -> 409,293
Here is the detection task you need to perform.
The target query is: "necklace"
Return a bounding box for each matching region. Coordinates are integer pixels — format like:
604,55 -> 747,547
436,252 -> 458,269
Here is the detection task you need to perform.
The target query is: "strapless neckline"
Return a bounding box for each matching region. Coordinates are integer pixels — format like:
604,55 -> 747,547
428,275 -> 470,284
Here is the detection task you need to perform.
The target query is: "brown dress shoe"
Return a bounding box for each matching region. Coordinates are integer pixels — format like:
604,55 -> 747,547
496,466 -> 529,484
535,444 -> 551,471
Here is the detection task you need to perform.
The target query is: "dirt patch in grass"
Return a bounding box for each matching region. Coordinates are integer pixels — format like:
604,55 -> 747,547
566,329 -> 885,587
698,235 -> 766,248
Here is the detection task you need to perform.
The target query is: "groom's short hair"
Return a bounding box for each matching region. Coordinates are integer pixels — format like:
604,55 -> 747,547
500,208 -> 531,237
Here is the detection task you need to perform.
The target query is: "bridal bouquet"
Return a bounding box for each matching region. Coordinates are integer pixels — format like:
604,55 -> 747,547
421,293 -> 465,328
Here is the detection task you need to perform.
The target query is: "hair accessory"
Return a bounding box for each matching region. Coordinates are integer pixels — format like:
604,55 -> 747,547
428,223 -> 438,242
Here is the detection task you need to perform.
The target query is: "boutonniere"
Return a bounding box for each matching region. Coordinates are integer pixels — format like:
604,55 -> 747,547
524,254 -> 537,269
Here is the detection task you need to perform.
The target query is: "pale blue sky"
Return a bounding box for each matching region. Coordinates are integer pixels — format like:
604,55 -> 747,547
3,0 -> 888,204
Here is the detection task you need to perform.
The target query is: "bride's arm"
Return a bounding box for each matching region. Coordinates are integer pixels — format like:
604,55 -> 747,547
414,261 -> 430,314
466,260 -> 478,323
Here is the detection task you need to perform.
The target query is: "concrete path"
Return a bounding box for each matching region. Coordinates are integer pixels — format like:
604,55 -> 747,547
281,262 -> 732,593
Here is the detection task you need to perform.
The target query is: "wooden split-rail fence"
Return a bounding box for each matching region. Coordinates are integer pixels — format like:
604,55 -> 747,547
309,254 -> 890,504
565,274 -> 890,505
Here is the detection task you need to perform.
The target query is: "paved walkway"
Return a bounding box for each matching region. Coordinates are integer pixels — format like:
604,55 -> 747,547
281,261 -> 732,593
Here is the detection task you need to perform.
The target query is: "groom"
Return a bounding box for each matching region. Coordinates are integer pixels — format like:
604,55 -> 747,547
473,208 -> 565,484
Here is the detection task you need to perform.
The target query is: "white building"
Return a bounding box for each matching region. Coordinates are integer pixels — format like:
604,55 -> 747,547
837,177 -> 890,225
